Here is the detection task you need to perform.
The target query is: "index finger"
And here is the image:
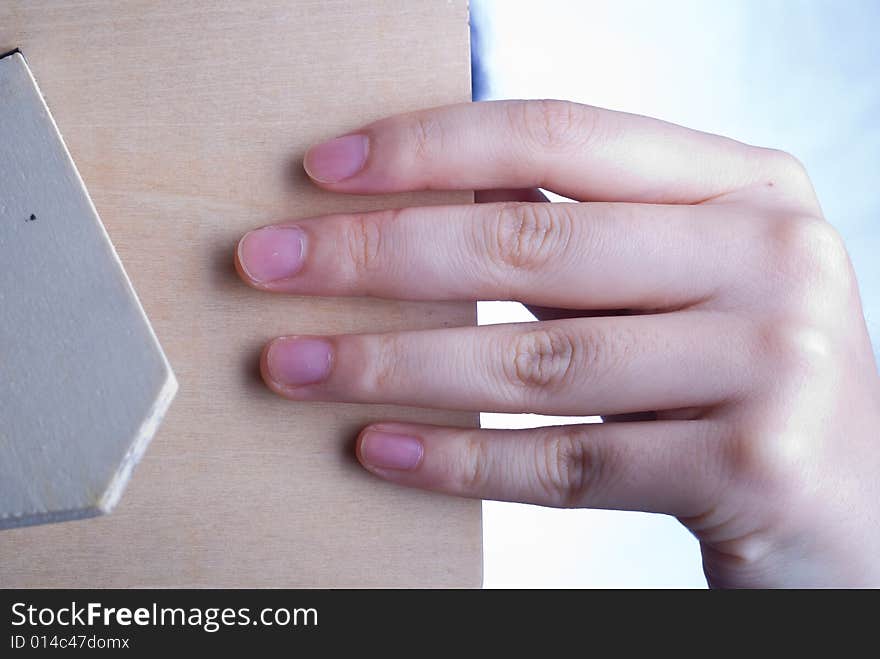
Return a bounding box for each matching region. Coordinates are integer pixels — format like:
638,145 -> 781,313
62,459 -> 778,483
303,99 -> 810,204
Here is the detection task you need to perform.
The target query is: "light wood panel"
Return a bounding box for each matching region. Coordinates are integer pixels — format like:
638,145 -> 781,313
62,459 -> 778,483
0,0 -> 480,587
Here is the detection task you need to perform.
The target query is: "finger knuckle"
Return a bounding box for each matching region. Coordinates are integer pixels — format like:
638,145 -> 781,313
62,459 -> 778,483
488,202 -> 572,272
537,429 -> 598,507
503,327 -> 577,391
765,214 -> 853,302
346,210 -> 393,277
752,316 -> 837,385
460,434 -> 492,493
407,111 -> 445,162
508,99 -> 598,152
360,333 -> 402,394
760,148 -> 814,192
724,421 -> 811,500
719,420 -> 831,560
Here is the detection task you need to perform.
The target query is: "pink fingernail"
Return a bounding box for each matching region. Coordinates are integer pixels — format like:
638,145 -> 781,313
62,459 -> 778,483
266,338 -> 333,387
360,431 -> 424,471
238,227 -> 306,283
304,134 -> 369,183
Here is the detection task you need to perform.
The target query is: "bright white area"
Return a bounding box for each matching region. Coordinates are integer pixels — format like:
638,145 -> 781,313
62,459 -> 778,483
473,0 -> 880,588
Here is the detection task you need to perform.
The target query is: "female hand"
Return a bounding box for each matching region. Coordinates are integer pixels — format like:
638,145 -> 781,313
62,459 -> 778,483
235,100 -> 880,587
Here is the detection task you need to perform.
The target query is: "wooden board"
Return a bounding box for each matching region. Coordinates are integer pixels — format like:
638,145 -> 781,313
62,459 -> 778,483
0,0 -> 480,587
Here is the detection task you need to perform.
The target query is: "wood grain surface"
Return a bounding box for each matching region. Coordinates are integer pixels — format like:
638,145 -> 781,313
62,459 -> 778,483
0,1 -> 480,587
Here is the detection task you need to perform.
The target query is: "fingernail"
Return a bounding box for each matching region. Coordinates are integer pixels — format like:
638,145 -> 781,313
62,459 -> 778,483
238,227 -> 306,283
266,337 -> 333,387
360,431 -> 424,471
304,134 -> 369,183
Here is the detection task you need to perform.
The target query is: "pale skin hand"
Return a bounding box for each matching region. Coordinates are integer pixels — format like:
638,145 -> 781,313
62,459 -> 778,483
235,100 -> 880,588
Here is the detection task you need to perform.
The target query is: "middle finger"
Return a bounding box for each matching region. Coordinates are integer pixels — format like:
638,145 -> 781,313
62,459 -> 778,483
237,201 -> 748,310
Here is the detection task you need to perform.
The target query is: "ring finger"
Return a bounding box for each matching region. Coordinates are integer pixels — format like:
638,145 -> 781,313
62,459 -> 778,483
261,312 -> 751,416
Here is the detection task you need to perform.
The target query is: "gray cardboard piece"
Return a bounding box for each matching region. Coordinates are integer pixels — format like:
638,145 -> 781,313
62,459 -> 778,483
0,51 -> 177,529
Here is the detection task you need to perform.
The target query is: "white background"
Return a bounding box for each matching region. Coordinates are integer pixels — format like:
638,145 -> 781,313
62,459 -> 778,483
472,0 -> 880,588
